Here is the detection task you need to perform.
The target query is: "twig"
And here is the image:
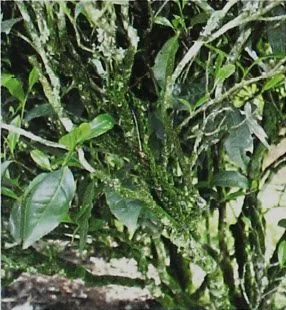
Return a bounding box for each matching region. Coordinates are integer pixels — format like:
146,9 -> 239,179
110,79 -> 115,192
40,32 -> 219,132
257,15 -> 286,22
165,0 -> 282,105
1,123 -> 67,150
179,57 -> 286,130
154,0 -> 170,19
77,148 -> 95,173
17,2 -> 73,132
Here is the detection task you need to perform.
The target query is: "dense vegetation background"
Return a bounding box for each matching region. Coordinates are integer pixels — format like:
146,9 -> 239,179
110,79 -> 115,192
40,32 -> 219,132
1,1 -> 286,309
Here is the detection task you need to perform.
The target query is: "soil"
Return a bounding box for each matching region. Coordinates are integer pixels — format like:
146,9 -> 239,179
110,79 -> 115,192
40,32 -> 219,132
1,273 -> 163,310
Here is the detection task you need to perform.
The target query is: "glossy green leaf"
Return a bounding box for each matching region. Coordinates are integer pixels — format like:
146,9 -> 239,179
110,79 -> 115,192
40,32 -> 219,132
59,123 -> 91,150
224,110 -> 253,172
195,95 -> 209,109
212,171 -> 248,189
190,12 -> 209,26
262,74 -> 284,92
2,187 -> 18,200
25,103 -> 55,122
28,67 -> 39,91
87,113 -> 115,140
7,115 -> 21,156
1,17 -> 22,35
105,190 -> 144,234
154,16 -> 174,29
1,73 -> 25,103
59,114 -> 115,150
30,150 -> 52,171
153,35 -> 179,90
9,168 -> 76,249
278,240 -> 286,268
215,64 -> 235,85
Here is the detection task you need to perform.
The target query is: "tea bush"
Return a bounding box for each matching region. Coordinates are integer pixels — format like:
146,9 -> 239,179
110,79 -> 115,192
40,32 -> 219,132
1,1 -> 286,309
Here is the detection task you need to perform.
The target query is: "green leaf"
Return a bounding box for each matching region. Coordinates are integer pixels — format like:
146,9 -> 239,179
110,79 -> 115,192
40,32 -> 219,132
154,16 -> 174,29
153,35 -> 179,90
25,103 -> 55,122
212,171 -> 248,189
278,240 -> 286,268
262,74 -> 284,92
87,113 -> 115,140
2,187 -> 18,200
28,67 -> 39,91
194,95 -> 209,109
244,103 -> 270,149
30,150 -> 52,171
278,219 -> 286,229
215,64 -> 235,85
59,123 -> 91,150
1,17 -> 22,35
105,190 -> 144,234
190,12 -> 209,27
7,115 -> 21,156
9,202 -> 22,243
59,114 -> 115,150
9,168 -> 76,249
224,110 -> 253,172
1,73 -> 25,103
76,180 -> 95,253
1,160 -> 12,179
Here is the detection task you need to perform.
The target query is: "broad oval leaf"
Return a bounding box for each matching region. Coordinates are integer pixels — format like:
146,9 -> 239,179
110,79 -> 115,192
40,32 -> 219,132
87,113 -> 115,140
25,103 -> 55,122
153,35 -> 179,90
9,173 -> 46,244
212,171 -> 248,189
59,113 -> 115,150
30,150 -> 52,171
11,168 -> 76,249
60,123 -> 91,150
105,190 -> 144,234
278,240 -> 286,268
154,16 -> 174,29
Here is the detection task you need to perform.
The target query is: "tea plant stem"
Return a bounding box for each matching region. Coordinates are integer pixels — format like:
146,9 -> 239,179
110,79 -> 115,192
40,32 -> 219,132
179,58 -> 286,130
1,123 -> 67,150
168,0 -> 282,98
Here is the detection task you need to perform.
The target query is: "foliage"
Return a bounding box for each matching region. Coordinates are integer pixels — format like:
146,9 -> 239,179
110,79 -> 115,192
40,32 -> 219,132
1,1 -> 286,309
